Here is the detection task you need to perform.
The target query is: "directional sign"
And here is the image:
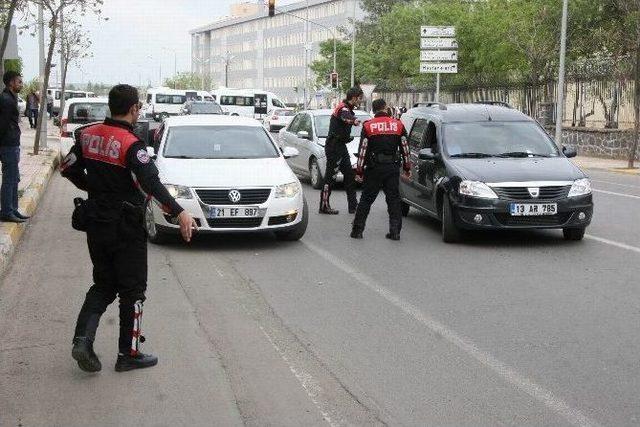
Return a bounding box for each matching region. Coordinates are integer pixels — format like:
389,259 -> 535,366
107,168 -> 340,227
420,63 -> 458,74
420,26 -> 456,38
421,50 -> 458,62
421,38 -> 458,49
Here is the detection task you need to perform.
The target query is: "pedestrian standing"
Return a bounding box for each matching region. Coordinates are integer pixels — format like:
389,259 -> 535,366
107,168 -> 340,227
0,71 -> 29,223
319,86 -> 363,215
351,98 -> 411,240
26,90 -> 39,129
47,94 -> 53,119
61,84 -> 197,373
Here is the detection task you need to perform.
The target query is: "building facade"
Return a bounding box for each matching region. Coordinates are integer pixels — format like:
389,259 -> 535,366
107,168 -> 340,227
190,0 -> 363,104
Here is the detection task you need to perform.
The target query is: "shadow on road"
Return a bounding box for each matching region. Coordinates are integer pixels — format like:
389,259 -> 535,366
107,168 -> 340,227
155,232 -> 304,253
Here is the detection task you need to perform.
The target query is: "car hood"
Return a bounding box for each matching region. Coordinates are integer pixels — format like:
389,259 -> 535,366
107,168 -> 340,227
157,157 -> 297,187
449,157 -> 586,183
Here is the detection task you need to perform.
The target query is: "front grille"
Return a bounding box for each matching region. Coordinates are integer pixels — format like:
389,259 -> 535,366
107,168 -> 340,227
207,218 -> 263,228
195,189 -> 272,205
268,213 -> 298,226
492,186 -> 571,201
494,213 -> 571,227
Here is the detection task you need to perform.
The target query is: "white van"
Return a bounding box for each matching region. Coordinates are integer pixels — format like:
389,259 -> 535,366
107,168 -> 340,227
211,88 -> 287,118
47,88 -> 93,116
142,88 -> 215,121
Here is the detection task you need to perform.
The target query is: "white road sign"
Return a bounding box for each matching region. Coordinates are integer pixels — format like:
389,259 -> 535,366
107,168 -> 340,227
420,63 -> 458,74
420,50 -> 458,62
420,26 -> 456,38
421,38 -> 458,49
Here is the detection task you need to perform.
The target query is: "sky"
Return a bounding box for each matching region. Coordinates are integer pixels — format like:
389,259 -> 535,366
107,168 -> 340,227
16,0 -> 299,86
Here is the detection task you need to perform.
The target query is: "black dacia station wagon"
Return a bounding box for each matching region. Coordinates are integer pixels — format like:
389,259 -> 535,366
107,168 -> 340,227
399,103 -> 593,243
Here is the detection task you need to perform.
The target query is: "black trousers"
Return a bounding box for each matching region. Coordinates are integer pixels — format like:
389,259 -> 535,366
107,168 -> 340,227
321,140 -> 357,210
353,164 -> 402,233
74,219 -> 147,355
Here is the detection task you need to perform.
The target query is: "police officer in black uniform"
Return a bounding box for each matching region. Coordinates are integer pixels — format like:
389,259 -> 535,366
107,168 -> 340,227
61,84 -> 197,373
351,98 -> 411,240
319,86 -> 364,215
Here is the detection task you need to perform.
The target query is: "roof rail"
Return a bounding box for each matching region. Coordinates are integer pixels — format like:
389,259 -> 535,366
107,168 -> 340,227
413,102 -> 448,110
473,100 -> 513,109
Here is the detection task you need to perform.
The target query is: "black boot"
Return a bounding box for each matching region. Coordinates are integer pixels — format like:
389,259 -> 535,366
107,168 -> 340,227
71,337 -> 102,372
115,353 -> 158,372
319,185 -> 340,214
350,225 -> 363,239
386,231 -> 401,241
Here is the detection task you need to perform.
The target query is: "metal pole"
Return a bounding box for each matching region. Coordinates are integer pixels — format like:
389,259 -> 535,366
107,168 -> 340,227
303,0 -> 309,109
59,8 -> 65,119
436,73 -> 440,102
38,3 -> 47,148
554,0 -> 569,148
225,59 -> 228,87
350,0 -> 356,87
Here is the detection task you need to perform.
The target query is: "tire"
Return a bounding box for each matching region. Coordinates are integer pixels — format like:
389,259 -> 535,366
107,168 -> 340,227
275,198 -> 308,241
145,200 -> 169,244
401,201 -> 410,217
563,227 -> 586,241
269,125 -> 275,132
441,194 -> 463,243
309,158 -> 324,190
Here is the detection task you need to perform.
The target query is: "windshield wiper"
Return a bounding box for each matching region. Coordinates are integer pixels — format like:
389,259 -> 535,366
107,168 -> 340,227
449,152 -> 495,158
497,151 -> 551,158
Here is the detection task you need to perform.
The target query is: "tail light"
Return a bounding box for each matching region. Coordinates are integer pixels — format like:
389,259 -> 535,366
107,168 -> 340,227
60,118 -> 72,138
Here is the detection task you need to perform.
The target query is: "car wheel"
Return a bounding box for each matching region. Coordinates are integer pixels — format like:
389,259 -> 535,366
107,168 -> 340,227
442,194 -> 463,243
145,200 -> 168,244
269,125 -> 275,132
563,227 -> 586,241
309,158 -> 324,190
275,198 -> 308,241
401,201 -> 410,217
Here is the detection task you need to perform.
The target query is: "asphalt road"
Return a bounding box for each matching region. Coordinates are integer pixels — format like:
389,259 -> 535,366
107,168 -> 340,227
1,166 -> 639,427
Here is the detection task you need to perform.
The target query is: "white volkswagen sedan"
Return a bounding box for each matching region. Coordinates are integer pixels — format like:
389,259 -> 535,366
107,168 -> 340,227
145,115 -> 308,243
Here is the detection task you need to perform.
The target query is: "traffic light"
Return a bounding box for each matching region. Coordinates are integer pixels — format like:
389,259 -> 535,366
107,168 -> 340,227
330,72 -> 338,89
268,0 -> 275,17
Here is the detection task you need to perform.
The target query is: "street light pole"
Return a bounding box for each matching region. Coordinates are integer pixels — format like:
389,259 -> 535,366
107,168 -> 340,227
38,3 -> 47,148
555,0 -> 569,148
350,0 -> 356,87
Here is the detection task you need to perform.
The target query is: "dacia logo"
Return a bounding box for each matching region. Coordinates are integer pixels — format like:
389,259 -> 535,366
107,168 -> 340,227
528,187 -> 540,198
228,190 -> 242,203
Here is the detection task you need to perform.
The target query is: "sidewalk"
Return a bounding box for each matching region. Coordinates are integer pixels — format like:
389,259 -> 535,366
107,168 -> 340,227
0,121 -> 60,276
572,155 -> 640,175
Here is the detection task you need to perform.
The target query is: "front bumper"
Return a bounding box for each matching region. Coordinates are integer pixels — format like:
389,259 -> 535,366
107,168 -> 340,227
152,188 -> 305,234
450,194 -> 593,230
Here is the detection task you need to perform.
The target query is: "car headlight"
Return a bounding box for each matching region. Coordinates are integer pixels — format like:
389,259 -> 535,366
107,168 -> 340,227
165,184 -> 193,199
458,180 -> 499,199
275,182 -> 300,198
568,178 -> 592,197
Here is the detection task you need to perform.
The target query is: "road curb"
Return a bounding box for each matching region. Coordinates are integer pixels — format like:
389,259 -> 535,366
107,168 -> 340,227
0,148 -> 60,277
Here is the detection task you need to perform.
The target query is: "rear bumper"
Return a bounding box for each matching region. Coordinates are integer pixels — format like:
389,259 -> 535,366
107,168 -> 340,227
451,194 -> 593,230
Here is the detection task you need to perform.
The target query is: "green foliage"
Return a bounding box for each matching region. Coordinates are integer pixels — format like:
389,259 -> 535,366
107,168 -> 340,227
20,77 -> 39,98
3,57 -> 21,73
163,72 -> 211,91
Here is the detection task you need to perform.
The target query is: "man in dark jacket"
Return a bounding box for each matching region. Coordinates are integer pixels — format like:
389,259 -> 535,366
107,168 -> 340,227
0,71 -> 28,223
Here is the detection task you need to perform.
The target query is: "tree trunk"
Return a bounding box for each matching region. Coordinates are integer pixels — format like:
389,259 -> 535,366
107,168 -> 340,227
59,58 -> 69,126
629,44 -> 640,169
0,0 -> 17,61
33,18 -> 57,155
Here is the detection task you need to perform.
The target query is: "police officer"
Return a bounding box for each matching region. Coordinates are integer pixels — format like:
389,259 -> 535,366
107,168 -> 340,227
61,84 -> 197,373
351,98 -> 411,240
319,86 -> 363,215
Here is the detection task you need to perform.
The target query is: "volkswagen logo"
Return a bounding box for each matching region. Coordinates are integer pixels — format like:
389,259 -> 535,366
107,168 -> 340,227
528,187 -> 540,198
228,190 -> 242,203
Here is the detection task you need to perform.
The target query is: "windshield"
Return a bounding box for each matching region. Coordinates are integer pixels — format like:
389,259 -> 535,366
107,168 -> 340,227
190,103 -> 223,114
163,126 -> 280,159
315,114 -> 370,138
68,103 -> 110,123
442,122 -> 560,158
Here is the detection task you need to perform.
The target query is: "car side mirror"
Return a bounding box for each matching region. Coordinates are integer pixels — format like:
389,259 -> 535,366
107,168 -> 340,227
296,130 -> 311,140
146,146 -> 157,159
563,146 -> 577,158
282,146 -> 299,159
419,148 -> 439,161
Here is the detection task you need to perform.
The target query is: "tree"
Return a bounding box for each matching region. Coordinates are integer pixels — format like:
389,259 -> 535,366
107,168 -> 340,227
163,72 -> 211,91
57,18 -> 92,121
27,0 -> 103,154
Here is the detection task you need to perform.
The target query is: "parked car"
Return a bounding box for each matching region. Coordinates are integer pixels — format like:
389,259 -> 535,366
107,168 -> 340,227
59,97 -> 110,156
399,103 -> 593,243
278,109 -> 372,189
144,115 -> 308,243
181,100 -> 223,115
264,108 -> 296,132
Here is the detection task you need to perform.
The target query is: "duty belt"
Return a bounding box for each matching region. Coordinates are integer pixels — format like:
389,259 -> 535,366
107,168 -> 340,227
374,153 -> 396,164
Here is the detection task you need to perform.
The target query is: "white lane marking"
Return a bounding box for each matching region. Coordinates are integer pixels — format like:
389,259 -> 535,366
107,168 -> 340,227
304,241 -> 602,427
593,189 -> 640,200
586,234 -> 640,254
592,179 -> 640,190
258,325 -> 339,427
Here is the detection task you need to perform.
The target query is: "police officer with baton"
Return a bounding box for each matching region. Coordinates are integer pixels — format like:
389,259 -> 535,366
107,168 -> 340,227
61,84 -> 197,373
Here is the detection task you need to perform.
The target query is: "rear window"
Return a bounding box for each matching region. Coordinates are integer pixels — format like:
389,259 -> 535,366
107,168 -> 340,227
275,109 -> 295,116
68,103 -> 110,124
163,126 -> 279,159
190,103 -> 223,115
156,94 -> 187,105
